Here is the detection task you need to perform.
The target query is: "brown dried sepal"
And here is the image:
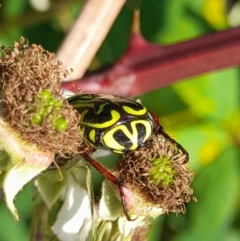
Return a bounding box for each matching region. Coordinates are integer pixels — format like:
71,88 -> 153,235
0,37 -> 82,155
117,133 -> 195,215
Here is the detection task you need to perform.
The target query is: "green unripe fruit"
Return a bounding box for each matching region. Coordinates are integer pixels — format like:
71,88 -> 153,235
55,118 -> 68,131
39,90 -> 52,101
32,114 -> 42,125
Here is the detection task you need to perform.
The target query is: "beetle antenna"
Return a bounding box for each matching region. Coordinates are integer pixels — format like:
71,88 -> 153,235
159,129 -> 189,163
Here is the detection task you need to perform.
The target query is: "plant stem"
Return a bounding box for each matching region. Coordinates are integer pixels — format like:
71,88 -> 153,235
61,27 -> 240,97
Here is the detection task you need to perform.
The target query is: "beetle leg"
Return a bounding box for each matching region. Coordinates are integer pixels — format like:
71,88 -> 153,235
149,111 -> 189,163
80,152 -> 135,221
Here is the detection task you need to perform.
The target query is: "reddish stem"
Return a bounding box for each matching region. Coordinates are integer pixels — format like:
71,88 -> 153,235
61,27 -> 240,97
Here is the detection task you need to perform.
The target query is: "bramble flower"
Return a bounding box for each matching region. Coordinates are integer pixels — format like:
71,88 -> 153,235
0,38 -> 82,219
51,174 -> 93,241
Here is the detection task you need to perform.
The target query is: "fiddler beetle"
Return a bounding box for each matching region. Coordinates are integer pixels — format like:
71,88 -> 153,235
67,94 -> 189,221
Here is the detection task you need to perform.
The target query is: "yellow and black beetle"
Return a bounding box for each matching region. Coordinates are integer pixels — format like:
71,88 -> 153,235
67,94 -> 189,220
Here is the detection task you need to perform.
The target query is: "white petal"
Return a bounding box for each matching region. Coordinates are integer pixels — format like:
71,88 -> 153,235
52,174 -> 93,241
118,215 -> 147,238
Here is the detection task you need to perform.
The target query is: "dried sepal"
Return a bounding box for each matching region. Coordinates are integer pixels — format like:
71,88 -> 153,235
0,118 -> 54,220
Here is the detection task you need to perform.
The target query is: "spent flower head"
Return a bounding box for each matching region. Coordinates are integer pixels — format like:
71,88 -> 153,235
0,38 -> 83,219
0,37 -> 82,155
117,132 -> 195,217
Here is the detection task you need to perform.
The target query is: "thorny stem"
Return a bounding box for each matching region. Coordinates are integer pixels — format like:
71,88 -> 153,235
61,26 -> 240,97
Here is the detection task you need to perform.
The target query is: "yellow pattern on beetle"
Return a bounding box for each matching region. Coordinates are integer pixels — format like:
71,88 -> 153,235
89,129 -> 96,143
102,120 -> 153,153
80,109 -> 121,128
122,105 -> 147,116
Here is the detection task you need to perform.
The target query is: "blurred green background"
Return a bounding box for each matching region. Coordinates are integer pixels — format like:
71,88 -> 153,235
0,0 -> 240,240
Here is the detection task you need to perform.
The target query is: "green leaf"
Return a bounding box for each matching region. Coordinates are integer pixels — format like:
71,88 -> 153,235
174,122 -> 227,169
173,68 -> 240,120
0,205 -> 29,241
98,180 -> 123,220
140,0 -> 208,44
140,86 -> 188,117
0,183 -> 32,241
174,147 -> 240,241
